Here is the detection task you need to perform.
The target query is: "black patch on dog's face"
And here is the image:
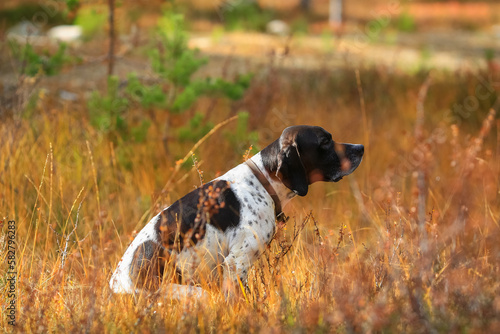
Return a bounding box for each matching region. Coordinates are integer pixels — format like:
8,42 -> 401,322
156,180 -> 240,250
261,125 -> 364,196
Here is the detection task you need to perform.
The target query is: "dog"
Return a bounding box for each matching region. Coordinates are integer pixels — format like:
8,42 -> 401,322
109,125 -> 364,299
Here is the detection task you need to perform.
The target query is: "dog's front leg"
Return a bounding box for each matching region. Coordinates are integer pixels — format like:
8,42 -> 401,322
222,254 -> 244,302
222,241 -> 263,301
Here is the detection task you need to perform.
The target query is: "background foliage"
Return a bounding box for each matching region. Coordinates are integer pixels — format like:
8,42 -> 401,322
0,0 -> 499,332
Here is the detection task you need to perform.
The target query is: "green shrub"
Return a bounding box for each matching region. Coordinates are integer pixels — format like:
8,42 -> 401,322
291,17 -> 309,35
484,49 -> 495,62
88,76 -> 153,145
178,112 -> 214,142
8,41 -> 70,76
171,75 -> 252,112
222,2 -> 274,32
65,0 -> 80,12
74,6 -> 107,39
125,73 -> 166,109
397,11 -> 416,32
131,120 -> 152,143
88,8 -> 254,151
88,76 -> 129,137
0,4 -> 69,27
148,9 -> 253,141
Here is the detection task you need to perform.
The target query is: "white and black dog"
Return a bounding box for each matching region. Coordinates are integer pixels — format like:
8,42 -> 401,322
110,125 -> 364,299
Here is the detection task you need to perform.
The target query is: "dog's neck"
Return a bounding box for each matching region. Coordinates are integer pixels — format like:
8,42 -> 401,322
250,149 -> 297,209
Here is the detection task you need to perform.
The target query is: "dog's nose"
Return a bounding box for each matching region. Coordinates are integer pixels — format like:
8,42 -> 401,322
344,143 -> 364,156
354,144 -> 364,156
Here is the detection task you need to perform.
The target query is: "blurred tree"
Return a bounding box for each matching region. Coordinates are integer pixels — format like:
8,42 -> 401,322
329,0 -> 344,25
108,0 -> 115,76
300,0 -> 311,11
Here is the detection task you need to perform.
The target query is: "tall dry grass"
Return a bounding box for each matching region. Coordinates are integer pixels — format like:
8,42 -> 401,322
1,63 -> 500,332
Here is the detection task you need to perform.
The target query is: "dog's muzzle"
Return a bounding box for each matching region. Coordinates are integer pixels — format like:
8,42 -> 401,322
330,143 -> 364,182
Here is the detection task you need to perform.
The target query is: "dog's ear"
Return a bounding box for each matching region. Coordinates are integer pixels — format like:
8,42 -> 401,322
277,137 -> 308,196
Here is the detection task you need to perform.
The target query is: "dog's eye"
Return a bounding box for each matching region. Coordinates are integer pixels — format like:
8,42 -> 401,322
320,139 -> 331,148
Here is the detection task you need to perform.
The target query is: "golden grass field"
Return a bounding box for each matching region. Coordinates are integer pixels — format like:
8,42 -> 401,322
1,12 -> 500,330
1,63 -> 499,332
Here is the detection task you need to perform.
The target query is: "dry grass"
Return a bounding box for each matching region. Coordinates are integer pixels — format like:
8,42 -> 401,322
1,60 -> 500,333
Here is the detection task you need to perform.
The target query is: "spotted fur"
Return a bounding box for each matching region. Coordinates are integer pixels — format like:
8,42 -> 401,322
109,125 -> 364,299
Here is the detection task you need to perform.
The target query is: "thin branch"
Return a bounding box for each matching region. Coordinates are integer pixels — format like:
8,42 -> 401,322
107,0 -> 116,76
50,201 -> 84,269
136,115 -> 239,230
191,153 -> 204,186
415,74 -> 432,252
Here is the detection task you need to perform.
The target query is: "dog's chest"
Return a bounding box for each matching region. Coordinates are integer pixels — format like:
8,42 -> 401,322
218,164 -> 277,245
174,164 -> 277,278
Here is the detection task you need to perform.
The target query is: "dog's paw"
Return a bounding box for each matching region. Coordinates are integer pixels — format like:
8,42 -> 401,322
163,284 -> 210,302
222,277 -> 245,304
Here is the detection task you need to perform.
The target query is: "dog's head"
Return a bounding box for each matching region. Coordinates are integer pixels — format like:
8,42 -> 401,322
272,125 -> 364,196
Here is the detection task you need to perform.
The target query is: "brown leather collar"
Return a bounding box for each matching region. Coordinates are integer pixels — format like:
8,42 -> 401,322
245,159 -> 285,221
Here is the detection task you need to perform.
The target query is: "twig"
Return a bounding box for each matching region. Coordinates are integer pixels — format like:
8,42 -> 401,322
136,115 -> 239,231
355,69 -> 369,179
242,145 -> 253,162
107,0 -> 116,76
50,201 -> 86,269
415,74 -> 432,252
390,217 -> 405,264
415,75 -> 432,141
274,212 -> 312,262
312,215 -> 323,245
497,119 -> 500,202
335,224 -> 346,253
191,153 -> 204,186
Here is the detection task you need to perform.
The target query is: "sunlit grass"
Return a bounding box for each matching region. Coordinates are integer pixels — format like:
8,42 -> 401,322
1,65 -> 499,332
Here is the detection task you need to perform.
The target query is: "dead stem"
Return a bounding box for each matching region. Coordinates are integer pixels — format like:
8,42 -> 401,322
415,74 -> 433,253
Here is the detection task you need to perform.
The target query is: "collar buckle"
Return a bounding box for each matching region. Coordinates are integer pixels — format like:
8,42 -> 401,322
276,212 -> 288,223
